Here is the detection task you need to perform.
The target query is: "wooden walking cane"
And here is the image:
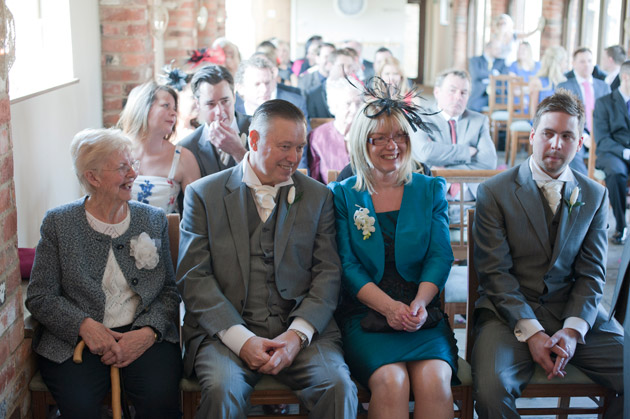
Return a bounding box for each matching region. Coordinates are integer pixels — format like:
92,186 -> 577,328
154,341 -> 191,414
73,340 -> 122,419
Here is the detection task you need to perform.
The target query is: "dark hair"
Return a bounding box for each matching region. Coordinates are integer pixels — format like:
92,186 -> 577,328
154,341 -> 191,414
327,48 -> 356,65
435,68 -> 471,87
375,47 -> 392,54
257,40 -> 276,50
532,88 -> 585,134
620,60 -> 630,75
250,99 -> 306,137
304,35 -> 323,56
191,65 -> 234,98
572,47 -> 592,59
605,45 -> 627,65
316,42 -> 336,56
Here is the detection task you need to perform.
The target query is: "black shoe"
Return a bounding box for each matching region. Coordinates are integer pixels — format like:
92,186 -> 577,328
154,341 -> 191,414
612,228 -> 627,245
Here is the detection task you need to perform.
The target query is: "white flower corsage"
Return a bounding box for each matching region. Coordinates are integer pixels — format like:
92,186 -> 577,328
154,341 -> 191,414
354,205 -> 376,240
286,185 -> 303,211
130,232 -> 159,270
565,186 -> 585,215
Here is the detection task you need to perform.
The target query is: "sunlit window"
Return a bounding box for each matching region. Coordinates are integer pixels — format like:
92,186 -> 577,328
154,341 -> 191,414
512,0 -> 543,61
582,0 -> 601,54
601,0 -> 622,50
6,0 -> 74,99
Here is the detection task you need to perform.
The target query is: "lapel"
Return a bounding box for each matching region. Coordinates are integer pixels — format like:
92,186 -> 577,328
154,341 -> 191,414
570,78 -> 585,102
549,175 -> 581,267
514,162 -> 552,258
456,111 -> 471,145
613,90 -> 630,128
197,125 -> 224,172
274,179 -> 298,271
347,182 -> 385,278
224,165 -> 251,289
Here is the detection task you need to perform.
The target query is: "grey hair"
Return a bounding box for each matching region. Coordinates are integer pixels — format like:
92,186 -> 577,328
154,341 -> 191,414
70,128 -> 133,195
235,55 -> 275,85
434,68 -> 471,87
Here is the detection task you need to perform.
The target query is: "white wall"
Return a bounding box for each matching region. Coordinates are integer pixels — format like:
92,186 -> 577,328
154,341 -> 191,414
11,0 -> 102,247
290,0 -> 407,63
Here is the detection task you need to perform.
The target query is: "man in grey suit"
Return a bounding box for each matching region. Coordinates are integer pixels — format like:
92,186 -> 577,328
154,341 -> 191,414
179,65 -> 251,178
594,60 -> 630,245
297,42 -> 335,94
412,69 -> 496,171
472,90 -> 623,418
176,99 -> 357,419
468,41 -> 507,112
558,47 -> 611,175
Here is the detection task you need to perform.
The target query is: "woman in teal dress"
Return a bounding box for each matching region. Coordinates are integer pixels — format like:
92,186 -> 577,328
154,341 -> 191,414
329,91 -> 458,418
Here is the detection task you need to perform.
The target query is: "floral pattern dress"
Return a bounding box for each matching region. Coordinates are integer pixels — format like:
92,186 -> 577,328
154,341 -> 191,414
131,145 -> 182,213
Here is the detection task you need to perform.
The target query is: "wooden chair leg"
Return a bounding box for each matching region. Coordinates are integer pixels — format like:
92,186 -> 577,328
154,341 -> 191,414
31,391 -> 48,419
556,396 -> 570,419
510,131 -> 519,167
505,129 -> 511,165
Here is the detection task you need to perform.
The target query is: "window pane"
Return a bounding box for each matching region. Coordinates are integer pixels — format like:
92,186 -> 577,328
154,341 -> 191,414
581,0 -> 600,53
602,0 -> 622,49
404,3 -> 419,80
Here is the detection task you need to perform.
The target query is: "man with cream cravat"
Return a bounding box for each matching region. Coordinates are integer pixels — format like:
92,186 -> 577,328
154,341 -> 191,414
411,69 -> 497,203
176,99 -> 357,419
557,47 -> 611,174
471,90 -> 623,418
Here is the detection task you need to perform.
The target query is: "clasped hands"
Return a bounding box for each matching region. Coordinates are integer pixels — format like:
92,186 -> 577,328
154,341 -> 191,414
79,318 -> 155,368
239,330 -> 302,375
527,328 -> 579,380
385,299 -> 428,332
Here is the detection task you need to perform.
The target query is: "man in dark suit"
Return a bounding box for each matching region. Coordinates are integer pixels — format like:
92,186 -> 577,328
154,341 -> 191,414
179,65 -> 251,178
472,90 -> 623,418
594,60 -> 630,245
298,42 -> 335,94
601,45 -> 626,91
176,99 -> 357,418
558,47 -> 611,175
467,41 -> 508,112
610,238 -> 630,419
341,40 -> 374,82
306,48 -> 358,119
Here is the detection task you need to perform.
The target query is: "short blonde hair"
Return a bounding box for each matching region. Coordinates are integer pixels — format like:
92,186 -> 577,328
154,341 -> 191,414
348,102 -> 413,193
117,81 -> 178,143
70,128 -> 133,194
375,56 -> 411,96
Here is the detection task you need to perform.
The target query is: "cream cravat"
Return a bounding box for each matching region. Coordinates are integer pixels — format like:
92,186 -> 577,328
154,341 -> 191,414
250,184 -> 277,222
537,180 -> 563,215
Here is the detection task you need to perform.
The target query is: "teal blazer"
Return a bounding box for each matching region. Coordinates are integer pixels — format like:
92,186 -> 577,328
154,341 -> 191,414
328,173 -> 454,297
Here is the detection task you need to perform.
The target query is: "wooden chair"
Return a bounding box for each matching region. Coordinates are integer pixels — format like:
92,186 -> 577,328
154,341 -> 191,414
432,169 -> 503,329
327,169 -> 339,183
505,77 -> 539,167
487,75 -> 514,148
310,117 -> 334,131
465,209 -> 615,418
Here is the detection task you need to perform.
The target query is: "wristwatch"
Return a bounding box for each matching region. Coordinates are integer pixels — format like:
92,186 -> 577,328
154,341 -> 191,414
290,329 -> 308,349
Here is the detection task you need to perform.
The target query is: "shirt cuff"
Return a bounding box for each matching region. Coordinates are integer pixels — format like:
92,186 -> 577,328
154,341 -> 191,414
514,318 -> 544,342
623,148 -> 630,160
563,317 -> 588,344
217,325 -> 256,356
289,318 -> 315,345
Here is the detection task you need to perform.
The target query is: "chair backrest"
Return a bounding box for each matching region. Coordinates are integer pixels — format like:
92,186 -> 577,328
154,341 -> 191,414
465,208 -> 479,362
310,117 -> 334,131
166,213 -> 180,268
432,169 -> 503,261
507,76 -> 528,120
327,169 -> 339,183
488,74 -> 514,114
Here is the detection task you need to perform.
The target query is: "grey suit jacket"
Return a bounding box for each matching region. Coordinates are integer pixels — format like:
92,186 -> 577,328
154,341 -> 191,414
178,112 -> 251,179
557,78 -> 610,134
594,89 -> 630,158
235,86 -> 310,121
410,109 -> 497,170
176,164 -> 342,374
26,198 -> 180,363
473,161 -> 612,331
297,70 -> 323,95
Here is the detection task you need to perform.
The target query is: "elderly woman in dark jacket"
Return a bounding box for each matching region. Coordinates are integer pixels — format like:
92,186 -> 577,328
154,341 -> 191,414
26,128 -> 181,419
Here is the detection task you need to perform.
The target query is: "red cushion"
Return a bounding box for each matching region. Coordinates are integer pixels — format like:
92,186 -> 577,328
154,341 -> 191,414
18,248 -> 35,280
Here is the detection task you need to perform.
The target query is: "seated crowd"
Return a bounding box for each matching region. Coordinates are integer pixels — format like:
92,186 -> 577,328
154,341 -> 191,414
25,24 -> 627,419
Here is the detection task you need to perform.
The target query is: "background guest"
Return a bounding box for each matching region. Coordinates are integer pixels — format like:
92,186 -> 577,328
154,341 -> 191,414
376,56 -> 414,101
529,45 -> 568,103
308,78 -> 362,183
26,128 -> 182,419
298,42 -> 336,94
329,99 -> 458,419
212,37 -> 242,77
602,45 -> 627,91
468,41 -> 508,112
117,82 -> 200,214
292,35 -> 323,76
508,42 -> 540,82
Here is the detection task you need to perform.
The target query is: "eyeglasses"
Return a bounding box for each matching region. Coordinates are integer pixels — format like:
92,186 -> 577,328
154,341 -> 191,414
101,160 -> 140,176
367,133 -> 409,146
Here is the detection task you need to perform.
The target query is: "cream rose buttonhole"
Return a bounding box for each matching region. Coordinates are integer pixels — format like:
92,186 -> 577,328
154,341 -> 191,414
130,232 -> 160,270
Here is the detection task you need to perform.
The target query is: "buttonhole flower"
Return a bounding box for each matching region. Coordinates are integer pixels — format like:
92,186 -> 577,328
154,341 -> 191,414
286,186 -> 303,211
354,205 -> 376,240
565,186 -> 585,215
130,232 -> 159,270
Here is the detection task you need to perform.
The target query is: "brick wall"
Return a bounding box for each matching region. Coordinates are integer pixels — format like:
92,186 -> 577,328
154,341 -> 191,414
541,0 -> 564,52
0,74 -> 34,417
452,0 -> 469,70
100,0 -> 226,127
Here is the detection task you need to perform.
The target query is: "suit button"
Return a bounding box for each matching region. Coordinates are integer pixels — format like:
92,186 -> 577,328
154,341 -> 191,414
262,228 -> 270,233
116,244 -> 124,250
131,278 -> 138,286
143,307 -> 149,313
